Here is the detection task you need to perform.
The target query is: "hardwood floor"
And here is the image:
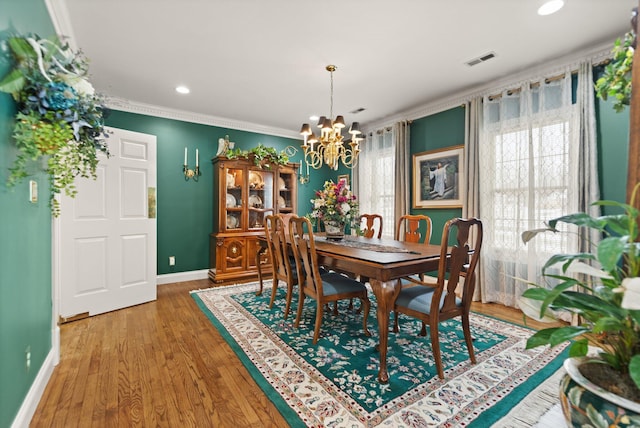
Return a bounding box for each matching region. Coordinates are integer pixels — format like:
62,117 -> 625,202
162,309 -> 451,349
30,279 -> 560,427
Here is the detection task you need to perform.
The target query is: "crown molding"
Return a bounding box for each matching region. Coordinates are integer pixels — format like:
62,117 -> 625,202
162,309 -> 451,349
105,97 -> 299,139
362,41 -> 615,134
45,0 -> 78,50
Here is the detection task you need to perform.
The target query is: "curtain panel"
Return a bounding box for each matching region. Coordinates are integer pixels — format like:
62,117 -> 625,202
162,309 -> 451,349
478,71 -> 581,307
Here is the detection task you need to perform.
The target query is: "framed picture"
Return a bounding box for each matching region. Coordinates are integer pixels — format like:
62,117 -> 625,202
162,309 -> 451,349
412,145 -> 464,208
337,174 -> 350,186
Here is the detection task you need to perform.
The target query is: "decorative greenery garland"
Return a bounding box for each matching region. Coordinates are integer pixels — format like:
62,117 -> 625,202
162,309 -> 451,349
225,143 -> 290,169
0,34 -> 109,216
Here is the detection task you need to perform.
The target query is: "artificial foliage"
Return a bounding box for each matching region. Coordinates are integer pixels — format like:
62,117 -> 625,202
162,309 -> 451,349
0,34 -> 109,216
595,30 -> 634,113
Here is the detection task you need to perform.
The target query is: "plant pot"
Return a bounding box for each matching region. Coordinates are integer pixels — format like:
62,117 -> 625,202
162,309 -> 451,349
324,220 -> 345,240
561,357 -> 640,427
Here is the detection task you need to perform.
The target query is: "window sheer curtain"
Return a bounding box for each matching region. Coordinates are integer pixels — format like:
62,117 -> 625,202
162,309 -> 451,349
355,127 -> 396,239
478,72 -> 581,307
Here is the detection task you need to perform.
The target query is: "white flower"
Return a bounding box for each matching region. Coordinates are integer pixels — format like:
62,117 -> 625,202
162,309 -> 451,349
68,77 -> 95,96
620,278 -> 640,310
313,199 -> 325,209
340,202 -> 351,213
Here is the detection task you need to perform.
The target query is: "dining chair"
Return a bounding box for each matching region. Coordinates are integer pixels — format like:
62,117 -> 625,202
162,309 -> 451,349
358,213 -> 383,239
264,214 -> 298,319
288,215 -> 371,344
392,217 -> 483,379
395,214 -> 432,244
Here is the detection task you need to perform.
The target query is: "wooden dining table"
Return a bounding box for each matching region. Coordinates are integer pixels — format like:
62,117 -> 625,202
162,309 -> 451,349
257,233 -> 443,384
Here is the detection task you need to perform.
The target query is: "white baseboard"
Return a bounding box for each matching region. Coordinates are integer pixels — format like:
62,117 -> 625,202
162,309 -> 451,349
11,347 -> 57,428
157,269 -> 209,285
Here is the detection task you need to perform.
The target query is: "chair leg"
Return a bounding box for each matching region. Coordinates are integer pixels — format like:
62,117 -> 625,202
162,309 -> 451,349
333,301 -> 339,315
430,323 -> 444,379
268,279 -> 279,309
361,296 -> 371,337
313,301 -> 324,344
420,322 -> 427,337
462,314 -> 476,364
393,311 -> 399,333
294,293 -> 305,329
283,282 -> 293,320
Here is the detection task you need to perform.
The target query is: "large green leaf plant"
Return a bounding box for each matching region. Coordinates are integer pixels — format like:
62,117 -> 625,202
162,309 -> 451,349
520,183 -> 640,390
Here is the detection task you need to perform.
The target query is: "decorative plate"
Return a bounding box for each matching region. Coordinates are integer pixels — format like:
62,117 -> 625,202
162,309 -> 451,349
249,171 -> 263,188
277,176 -> 286,190
249,194 -> 262,207
226,214 -> 238,229
278,196 -> 286,208
226,193 -> 236,207
226,172 -> 235,188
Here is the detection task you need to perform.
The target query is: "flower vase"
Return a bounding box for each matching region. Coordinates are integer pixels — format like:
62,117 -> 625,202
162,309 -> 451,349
324,220 -> 346,240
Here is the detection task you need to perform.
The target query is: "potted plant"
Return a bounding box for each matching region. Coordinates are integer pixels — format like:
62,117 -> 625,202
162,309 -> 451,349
519,183 -> 640,425
0,34 -> 109,216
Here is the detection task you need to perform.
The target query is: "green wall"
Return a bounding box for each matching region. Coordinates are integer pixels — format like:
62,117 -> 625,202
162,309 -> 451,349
409,106 -> 466,244
0,1 -> 56,426
105,111 -> 333,274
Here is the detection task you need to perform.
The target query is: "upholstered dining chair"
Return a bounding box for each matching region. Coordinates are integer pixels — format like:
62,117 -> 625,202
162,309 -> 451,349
358,213 -> 383,239
288,215 -> 371,344
264,214 -> 298,319
392,217 -> 483,379
395,214 -> 432,244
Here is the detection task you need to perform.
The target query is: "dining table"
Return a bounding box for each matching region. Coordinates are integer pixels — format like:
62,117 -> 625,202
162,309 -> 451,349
257,233 -> 443,384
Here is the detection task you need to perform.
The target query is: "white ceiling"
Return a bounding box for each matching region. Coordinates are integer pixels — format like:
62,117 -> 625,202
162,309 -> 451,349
50,0 -> 637,138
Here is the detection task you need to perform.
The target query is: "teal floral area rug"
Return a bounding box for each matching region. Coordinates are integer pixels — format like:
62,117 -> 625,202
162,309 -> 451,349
191,281 -> 568,427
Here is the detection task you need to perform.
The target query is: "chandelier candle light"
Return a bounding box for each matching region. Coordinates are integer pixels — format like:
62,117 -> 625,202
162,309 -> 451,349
300,65 -> 363,171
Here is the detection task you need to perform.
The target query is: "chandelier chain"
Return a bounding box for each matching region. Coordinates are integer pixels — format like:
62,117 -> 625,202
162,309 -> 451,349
329,68 -> 334,120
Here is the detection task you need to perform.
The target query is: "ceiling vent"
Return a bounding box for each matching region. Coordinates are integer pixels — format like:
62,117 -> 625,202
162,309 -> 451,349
350,107 -> 366,114
465,52 -> 496,67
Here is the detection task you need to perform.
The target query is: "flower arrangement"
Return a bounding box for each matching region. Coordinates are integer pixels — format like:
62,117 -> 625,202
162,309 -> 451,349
309,179 -> 359,230
0,34 -> 109,216
519,183 -> 640,397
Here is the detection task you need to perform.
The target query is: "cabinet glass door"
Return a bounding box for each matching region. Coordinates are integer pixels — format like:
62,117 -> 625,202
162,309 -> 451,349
277,169 -> 295,213
248,169 -> 274,230
225,167 -> 243,230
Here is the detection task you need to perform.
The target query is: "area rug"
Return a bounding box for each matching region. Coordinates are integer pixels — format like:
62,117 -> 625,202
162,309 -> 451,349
191,281 -> 568,427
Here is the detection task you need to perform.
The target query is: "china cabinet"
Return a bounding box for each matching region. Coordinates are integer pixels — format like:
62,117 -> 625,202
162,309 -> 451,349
209,156 -> 298,283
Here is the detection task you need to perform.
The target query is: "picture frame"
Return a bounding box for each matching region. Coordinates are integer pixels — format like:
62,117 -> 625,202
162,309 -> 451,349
412,145 -> 464,208
337,174 -> 350,186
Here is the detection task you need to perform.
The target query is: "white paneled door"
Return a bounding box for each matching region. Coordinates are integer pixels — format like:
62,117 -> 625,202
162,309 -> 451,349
58,127 -> 157,317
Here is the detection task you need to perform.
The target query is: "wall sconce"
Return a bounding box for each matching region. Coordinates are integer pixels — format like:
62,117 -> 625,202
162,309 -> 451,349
183,147 -> 201,182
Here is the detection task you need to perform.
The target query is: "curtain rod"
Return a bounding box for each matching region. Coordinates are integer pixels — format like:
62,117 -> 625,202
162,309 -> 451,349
487,58 -> 611,101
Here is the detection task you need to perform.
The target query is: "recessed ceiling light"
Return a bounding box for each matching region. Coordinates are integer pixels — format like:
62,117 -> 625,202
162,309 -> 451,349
309,115 -> 319,121
537,0 -> 564,16
175,85 -> 190,94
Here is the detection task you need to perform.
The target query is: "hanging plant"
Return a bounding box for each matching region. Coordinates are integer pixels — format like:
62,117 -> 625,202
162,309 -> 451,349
0,34 -> 109,216
595,30 -> 635,112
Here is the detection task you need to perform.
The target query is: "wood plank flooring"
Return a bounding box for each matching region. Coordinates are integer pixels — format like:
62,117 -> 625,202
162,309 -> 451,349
29,279 -> 560,427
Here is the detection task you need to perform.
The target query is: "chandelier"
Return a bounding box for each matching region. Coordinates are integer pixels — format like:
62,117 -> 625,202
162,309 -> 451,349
299,65 -> 362,170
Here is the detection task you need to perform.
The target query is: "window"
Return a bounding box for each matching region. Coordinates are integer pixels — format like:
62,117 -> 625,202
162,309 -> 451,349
479,76 -> 579,306
357,128 -> 395,239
